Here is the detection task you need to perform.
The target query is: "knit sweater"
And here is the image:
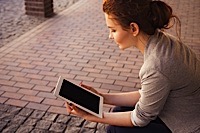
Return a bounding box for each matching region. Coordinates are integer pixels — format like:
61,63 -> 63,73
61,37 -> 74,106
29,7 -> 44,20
131,30 -> 200,133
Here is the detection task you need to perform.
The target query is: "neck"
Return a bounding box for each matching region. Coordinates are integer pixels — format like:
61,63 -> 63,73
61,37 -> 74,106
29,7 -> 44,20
135,33 -> 150,55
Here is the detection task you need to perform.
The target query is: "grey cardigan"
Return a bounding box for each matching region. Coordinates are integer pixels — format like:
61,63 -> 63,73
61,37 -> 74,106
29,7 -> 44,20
131,30 -> 200,133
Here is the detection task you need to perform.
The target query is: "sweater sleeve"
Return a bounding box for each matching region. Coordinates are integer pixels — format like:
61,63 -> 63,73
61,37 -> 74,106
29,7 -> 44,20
131,70 -> 171,127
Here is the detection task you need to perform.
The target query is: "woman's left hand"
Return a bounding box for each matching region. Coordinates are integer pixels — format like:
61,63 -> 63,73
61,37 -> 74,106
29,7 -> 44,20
65,102 -> 91,119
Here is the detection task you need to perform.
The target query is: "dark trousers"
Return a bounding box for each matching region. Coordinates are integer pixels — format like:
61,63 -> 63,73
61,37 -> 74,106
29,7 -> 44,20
106,106 -> 172,133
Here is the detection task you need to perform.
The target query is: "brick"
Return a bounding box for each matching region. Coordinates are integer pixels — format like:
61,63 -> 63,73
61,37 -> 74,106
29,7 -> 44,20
0,74 -> 13,80
48,106 -> 68,115
43,76 -> 58,82
29,79 -> 49,86
42,98 -> 64,106
101,70 -> 119,76
37,92 -> 56,99
31,61 -> 48,66
22,95 -> 44,103
8,71 -> 27,77
101,84 -> 122,91
14,82 -> 35,89
18,89 -> 38,96
114,80 -> 136,88
2,92 -> 24,99
48,63 -> 65,68
5,99 -> 28,107
88,73 -> 108,79
22,68 -> 40,74
70,70 -> 88,76
26,102 -> 50,111
0,79 -> 16,86
0,69 -> 9,74
0,85 -> 19,92
2,61 -> 19,67
75,75 -> 94,82
5,66 -> 23,71
26,73 -> 44,80
11,76 -> 31,83
52,68 -> 70,73
82,68 -> 101,73
33,85 -> 54,92
113,67 -> 131,73
39,71 -> 57,76
95,78 -> 115,84
0,97 -> 8,103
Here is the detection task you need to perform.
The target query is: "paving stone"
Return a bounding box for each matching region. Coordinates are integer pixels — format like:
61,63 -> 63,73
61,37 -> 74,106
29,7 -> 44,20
24,118 -> 39,126
80,128 -> 96,133
96,123 -> 108,133
49,123 -> 66,132
31,129 -> 49,133
6,106 -> 22,115
15,125 -> 33,133
42,112 -> 58,122
36,120 -> 52,130
68,116 -> 85,127
10,115 -> 27,125
84,121 -> 98,129
0,121 -> 7,132
56,114 -> 71,124
1,124 -> 19,133
0,112 -> 15,122
65,126 -> 81,133
19,108 -> 34,117
30,110 -> 45,119
0,103 -> 10,112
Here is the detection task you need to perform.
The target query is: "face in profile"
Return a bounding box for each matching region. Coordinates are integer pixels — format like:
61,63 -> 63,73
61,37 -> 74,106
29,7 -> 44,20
105,13 -> 135,50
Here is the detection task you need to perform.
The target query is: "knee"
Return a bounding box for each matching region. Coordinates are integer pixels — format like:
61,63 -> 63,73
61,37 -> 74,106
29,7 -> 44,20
106,125 -> 115,133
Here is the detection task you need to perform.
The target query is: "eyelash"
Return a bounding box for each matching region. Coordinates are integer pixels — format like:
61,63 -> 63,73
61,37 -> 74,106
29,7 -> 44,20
111,30 -> 116,32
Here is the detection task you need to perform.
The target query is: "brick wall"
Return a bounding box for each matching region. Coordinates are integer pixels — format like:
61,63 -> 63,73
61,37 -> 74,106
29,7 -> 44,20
25,0 -> 54,17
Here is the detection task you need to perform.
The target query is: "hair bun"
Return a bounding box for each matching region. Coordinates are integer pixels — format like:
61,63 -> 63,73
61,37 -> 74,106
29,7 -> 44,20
150,1 -> 173,29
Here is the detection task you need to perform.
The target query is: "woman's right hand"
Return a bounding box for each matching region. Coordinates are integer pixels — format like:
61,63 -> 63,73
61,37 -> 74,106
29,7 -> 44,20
80,83 -> 102,96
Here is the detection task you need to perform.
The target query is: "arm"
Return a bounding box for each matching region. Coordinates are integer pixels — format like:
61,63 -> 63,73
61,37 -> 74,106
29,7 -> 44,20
66,103 -> 134,127
80,83 -> 140,107
102,91 -> 140,107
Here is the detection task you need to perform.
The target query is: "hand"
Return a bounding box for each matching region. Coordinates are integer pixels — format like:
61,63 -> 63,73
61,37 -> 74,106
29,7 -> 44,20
80,83 -> 101,96
65,102 -> 91,119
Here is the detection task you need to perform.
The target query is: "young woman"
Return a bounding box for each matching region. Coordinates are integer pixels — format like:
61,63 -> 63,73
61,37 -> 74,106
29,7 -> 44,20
66,0 -> 200,133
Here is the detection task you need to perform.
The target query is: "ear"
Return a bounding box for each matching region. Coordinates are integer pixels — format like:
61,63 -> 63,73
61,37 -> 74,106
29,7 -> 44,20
130,23 -> 139,36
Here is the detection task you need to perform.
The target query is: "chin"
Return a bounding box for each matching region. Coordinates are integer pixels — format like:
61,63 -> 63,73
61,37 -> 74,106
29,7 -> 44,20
119,45 -> 131,50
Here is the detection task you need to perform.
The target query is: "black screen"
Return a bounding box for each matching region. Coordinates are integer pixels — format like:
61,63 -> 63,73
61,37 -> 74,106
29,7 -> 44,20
59,79 -> 100,114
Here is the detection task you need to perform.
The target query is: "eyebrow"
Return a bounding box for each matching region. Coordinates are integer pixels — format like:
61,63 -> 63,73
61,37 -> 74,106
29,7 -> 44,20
108,26 -> 115,29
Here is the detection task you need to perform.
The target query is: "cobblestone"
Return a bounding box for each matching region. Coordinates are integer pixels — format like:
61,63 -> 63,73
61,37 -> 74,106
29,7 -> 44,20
0,103 -> 105,132
0,0 -> 80,48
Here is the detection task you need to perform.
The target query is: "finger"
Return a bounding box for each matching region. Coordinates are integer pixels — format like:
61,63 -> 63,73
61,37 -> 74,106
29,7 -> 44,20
65,102 -> 73,113
80,83 -> 92,89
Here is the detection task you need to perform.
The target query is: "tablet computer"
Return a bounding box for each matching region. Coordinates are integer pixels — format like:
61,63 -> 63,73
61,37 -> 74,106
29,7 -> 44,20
53,76 -> 103,118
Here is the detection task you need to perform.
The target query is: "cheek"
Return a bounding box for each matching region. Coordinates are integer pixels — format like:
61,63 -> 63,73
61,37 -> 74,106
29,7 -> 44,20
114,32 -> 130,44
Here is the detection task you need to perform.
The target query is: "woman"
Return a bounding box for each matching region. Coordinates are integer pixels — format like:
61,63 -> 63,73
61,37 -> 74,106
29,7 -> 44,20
66,0 -> 200,133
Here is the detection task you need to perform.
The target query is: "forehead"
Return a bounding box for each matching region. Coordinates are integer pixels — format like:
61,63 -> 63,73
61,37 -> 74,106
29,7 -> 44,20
104,13 -> 120,27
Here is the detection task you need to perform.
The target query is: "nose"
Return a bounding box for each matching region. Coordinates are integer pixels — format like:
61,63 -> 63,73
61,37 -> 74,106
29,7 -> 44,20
109,32 -> 114,39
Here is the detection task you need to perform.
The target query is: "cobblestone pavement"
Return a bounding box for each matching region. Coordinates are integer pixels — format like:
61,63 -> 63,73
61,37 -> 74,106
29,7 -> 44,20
0,0 -> 199,132
0,0 -> 79,48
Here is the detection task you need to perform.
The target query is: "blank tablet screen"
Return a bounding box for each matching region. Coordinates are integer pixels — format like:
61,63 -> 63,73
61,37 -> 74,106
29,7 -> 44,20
59,79 -> 100,114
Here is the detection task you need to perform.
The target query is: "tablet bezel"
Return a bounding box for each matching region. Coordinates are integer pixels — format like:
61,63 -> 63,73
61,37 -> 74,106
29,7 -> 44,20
53,76 -> 103,118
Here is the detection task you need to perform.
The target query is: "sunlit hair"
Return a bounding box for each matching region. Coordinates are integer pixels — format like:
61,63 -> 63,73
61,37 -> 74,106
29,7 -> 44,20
103,0 -> 181,38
